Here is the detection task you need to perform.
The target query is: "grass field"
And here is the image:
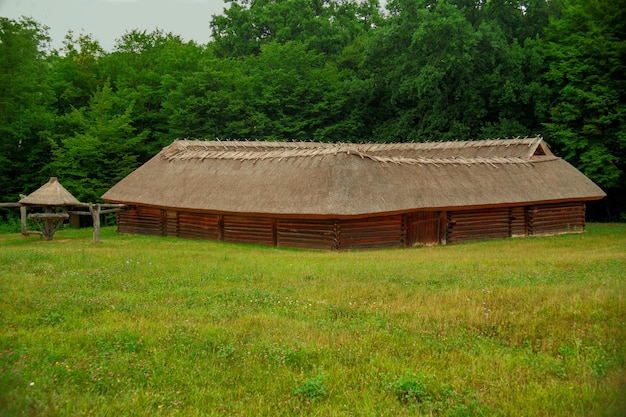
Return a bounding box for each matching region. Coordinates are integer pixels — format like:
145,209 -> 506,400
1,224 -> 625,416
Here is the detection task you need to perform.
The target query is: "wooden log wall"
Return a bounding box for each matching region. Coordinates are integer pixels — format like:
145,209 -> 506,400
447,208 -> 512,244
276,219 -> 336,250
117,206 -> 161,236
116,202 -> 586,249
510,206 -> 527,237
222,215 -> 275,246
117,207 -> 405,249
528,202 -> 585,235
337,215 -> 404,250
162,210 -> 178,236
178,211 -> 220,240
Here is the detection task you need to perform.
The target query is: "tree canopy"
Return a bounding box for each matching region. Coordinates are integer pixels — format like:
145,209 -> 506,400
0,0 -> 624,220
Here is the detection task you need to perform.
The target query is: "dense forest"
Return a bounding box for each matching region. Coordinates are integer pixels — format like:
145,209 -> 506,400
1,0 -> 624,220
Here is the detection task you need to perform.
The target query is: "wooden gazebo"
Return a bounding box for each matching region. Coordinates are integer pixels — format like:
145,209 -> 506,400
0,177 -> 126,242
18,177 -> 82,240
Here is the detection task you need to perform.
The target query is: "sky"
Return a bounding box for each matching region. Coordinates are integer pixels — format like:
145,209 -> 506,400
0,0 -> 227,51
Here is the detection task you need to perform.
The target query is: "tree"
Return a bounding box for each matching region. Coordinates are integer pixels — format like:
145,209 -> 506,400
359,0 -> 555,142
47,82 -> 146,202
163,41 -> 364,141
0,17 -> 56,201
48,31 -> 105,114
101,30 -> 207,159
243,41 -> 365,141
361,1 -> 488,141
162,54 -> 247,139
210,0 -> 382,57
542,0 -> 626,190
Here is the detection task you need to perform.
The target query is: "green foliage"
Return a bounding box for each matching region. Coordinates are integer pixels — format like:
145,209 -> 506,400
0,17 -> 56,200
388,372 -> 432,403
361,0 -> 550,142
239,41 -> 363,141
387,372 -> 491,415
293,375 -> 328,400
164,41 -> 363,141
542,0 -> 626,189
103,29 -> 206,157
162,56 -> 243,139
211,0 -> 382,57
51,31 -> 105,113
47,81 -> 146,202
0,214 -> 22,233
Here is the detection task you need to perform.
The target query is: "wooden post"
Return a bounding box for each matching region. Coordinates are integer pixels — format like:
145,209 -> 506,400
440,211 -> 448,245
20,206 -> 28,236
90,203 -> 101,244
43,208 -> 53,240
18,195 -> 28,236
217,214 -> 224,241
272,218 -> 277,247
332,220 -> 340,250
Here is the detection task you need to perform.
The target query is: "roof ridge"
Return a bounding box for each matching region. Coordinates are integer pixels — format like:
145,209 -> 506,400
162,147 -> 554,165
172,136 -> 542,151
362,155 -> 540,166
161,138 -> 549,164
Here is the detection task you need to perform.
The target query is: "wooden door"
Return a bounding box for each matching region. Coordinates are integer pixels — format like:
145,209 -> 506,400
406,211 -> 441,246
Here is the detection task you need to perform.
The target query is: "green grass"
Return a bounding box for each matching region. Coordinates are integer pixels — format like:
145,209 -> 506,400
1,224 -> 625,416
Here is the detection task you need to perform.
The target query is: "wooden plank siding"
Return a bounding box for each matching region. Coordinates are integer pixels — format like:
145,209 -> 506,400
276,219 -> 337,250
178,212 -> 220,240
528,202 -> 585,235
510,206 -> 527,237
447,208 -> 512,244
116,202 -> 586,249
447,203 -> 585,244
162,210 -> 178,237
337,215 -> 404,250
117,206 -> 161,236
223,215 -> 275,246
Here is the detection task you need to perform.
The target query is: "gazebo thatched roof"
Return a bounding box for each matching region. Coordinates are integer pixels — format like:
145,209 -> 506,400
102,137 -> 605,218
19,177 -> 82,207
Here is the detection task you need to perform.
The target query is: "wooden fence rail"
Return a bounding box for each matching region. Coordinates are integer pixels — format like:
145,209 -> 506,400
0,202 -> 126,243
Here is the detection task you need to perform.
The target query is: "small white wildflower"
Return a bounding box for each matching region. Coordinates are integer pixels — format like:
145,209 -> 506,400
29,381 -> 34,386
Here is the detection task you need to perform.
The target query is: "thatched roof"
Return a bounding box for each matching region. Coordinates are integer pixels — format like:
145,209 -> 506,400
19,177 -> 82,207
102,137 -> 605,217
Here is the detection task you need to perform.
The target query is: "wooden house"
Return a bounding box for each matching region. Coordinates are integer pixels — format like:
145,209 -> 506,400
102,137 -> 605,249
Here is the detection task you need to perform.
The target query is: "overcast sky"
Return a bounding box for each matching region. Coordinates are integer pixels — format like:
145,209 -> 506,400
0,0 -> 227,51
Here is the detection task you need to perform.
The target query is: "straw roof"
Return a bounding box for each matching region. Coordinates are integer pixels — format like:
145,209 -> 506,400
19,177 -> 82,206
102,137 -> 605,217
